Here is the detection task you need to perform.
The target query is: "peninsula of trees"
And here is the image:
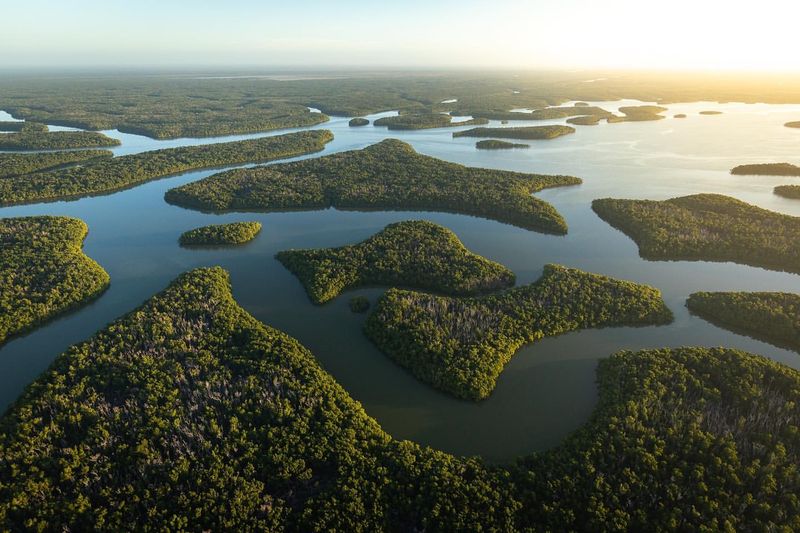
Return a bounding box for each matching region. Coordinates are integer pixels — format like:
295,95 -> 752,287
592,194 -> 800,274
276,220 -> 515,304
165,139 -> 581,234
0,150 -> 112,179
0,130 -> 334,205
373,113 -> 488,130
0,216 -> 109,346
179,221 -> 262,246
687,291 -> 800,352
365,264 -> 672,400
0,267 -> 796,531
0,129 -> 120,151
348,117 -> 369,127
453,125 -> 575,140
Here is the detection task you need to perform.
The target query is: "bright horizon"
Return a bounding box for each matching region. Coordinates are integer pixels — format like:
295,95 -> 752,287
3,0 -> 800,72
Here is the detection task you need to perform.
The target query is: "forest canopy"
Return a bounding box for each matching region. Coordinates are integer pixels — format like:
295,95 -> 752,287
364,264 -> 672,400
0,216 -> 109,347
1,267 -> 794,530
0,130 -> 333,205
687,291 -> 800,352
165,139 -> 581,234
276,220 -> 515,304
179,221 -> 262,246
592,194 -> 800,274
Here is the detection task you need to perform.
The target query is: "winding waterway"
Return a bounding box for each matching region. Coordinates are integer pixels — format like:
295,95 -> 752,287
1,101 -> 799,462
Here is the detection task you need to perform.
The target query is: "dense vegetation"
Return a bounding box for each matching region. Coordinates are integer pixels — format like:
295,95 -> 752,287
475,139 -> 529,149
466,105 -> 613,122
566,115 -> 603,125
775,185 -> 800,199
0,121 -> 47,132
0,267 -> 797,530
687,291 -> 800,351
179,221 -> 262,246
592,193 -> 800,274
348,117 -> 369,127
374,113 -> 487,130
276,220 -> 515,304
349,296 -> 371,313
731,162 -> 800,176
0,216 -> 109,346
0,130 -> 333,205
453,125 -> 575,140
165,139 -> 581,234
0,150 -> 112,179
0,80 -> 329,139
0,130 -> 120,151
365,264 -> 672,400
607,105 -> 668,122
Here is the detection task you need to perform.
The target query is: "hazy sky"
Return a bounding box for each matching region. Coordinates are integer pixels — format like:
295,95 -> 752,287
2,0 -> 799,71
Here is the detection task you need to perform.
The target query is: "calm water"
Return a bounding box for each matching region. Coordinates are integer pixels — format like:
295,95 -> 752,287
1,101 -> 799,462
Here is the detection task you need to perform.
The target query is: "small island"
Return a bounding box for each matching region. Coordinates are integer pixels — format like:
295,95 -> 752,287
276,220 -> 515,304
0,130 -> 334,206
179,221 -> 262,246
475,139 -> 529,149
699,110 -> 723,115
365,264 -> 672,400
785,121 -> 800,128
566,115 -> 603,126
607,106 -> 668,122
348,117 -> 369,127
775,185 -> 800,199
674,113 -> 687,119
0,216 -> 110,346
165,139 -> 582,234
687,291 -> 800,351
731,162 -> 800,176
374,113 -> 487,130
592,194 -> 800,274
453,125 -> 575,140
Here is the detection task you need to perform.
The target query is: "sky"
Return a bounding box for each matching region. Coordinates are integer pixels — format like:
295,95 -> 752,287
2,0 -> 800,72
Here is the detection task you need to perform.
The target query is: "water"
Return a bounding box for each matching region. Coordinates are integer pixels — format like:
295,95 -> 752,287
1,101 -> 799,462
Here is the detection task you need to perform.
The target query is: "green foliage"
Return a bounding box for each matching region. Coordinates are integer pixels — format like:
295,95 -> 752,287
179,221 -> 262,246
365,264 -> 672,400
0,150 -> 112,179
0,269 -> 797,530
374,113 -> 488,130
348,117 -> 370,127
166,139 -> 581,234
349,296 -> 371,313
687,291 -> 800,351
775,185 -> 800,199
0,130 -> 333,206
0,130 -> 120,151
566,115 -> 603,125
475,139 -> 529,149
592,193 -> 800,274
731,162 -> 800,176
606,105 -> 668,123
276,220 -> 515,304
453,125 -> 575,140
0,216 -> 109,346
463,105 -> 612,122
0,79 -> 329,139
0,121 -> 47,133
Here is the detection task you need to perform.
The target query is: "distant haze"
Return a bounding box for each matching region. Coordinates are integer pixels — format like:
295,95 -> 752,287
3,0 -> 799,72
